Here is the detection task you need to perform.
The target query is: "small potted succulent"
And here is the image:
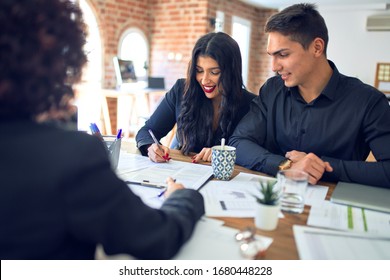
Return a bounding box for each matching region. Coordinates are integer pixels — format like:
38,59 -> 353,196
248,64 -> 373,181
253,179 -> 281,231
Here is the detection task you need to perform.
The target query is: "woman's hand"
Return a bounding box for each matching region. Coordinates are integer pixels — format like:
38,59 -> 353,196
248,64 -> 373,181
147,143 -> 171,163
191,147 -> 212,163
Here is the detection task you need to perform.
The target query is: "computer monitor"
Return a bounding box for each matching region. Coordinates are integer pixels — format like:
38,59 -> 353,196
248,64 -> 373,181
113,57 -> 137,88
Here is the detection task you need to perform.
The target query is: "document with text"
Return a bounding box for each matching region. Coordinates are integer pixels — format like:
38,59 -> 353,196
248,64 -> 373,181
307,200 -> 390,235
118,153 -> 213,190
200,172 -> 328,217
294,225 -> 390,259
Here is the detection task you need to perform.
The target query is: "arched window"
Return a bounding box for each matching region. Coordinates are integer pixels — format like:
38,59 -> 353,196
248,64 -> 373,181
118,28 -> 149,82
79,0 -> 102,84
74,0 -> 103,132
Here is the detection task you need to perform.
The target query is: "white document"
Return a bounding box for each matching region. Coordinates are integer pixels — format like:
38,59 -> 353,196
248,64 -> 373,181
128,184 -> 164,209
201,173 -> 278,217
200,172 -> 327,217
116,152 -> 157,175
200,180 -> 258,217
230,172 -> 277,184
174,217 -> 273,260
293,225 -> 390,260
305,184 -> 328,206
118,155 -> 213,190
201,173 -> 281,218
231,172 -> 328,206
307,200 -> 390,235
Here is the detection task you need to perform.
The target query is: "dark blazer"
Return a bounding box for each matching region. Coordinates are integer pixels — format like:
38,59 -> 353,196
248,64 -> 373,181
0,120 -> 204,259
136,78 -> 256,155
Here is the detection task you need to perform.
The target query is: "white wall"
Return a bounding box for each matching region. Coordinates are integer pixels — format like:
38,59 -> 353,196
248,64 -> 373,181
320,5 -> 390,86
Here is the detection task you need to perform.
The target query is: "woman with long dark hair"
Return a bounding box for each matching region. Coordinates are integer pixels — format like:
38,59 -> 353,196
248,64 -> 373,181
136,32 -> 255,163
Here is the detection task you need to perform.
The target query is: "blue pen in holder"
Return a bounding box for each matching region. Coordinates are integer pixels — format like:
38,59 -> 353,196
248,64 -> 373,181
102,135 -> 122,170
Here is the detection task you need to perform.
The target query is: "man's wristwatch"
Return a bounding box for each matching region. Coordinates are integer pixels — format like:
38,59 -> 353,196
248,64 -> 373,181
278,159 -> 292,171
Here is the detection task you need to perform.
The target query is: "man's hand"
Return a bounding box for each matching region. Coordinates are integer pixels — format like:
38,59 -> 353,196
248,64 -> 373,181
285,150 -> 333,185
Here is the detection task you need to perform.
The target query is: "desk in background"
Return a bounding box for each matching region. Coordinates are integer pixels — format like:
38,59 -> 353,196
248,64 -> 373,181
100,88 -> 166,137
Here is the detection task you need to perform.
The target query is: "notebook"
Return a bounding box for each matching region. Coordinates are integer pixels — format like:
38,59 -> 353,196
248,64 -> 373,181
330,181 -> 390,213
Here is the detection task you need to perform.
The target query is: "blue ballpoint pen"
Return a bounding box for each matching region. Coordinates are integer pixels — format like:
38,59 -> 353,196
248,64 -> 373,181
157,179 -> 175,198
90,123 -> 103,141
157,189 -> 166,197
116,128 -> 122,139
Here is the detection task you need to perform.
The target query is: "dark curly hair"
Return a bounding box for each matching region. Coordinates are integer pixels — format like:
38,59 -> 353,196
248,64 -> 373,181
177,32 -> 244,154
0,0 -> 87,119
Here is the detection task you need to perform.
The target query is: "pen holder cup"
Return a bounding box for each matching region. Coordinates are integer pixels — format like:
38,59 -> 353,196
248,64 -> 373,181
103,136 -> 122,170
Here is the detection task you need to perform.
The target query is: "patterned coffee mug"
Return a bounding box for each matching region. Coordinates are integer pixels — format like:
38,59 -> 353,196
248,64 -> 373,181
211,145 -> 236,180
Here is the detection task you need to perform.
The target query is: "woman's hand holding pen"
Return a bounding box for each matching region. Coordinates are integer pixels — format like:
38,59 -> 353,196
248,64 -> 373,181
147,129 -> 171,163
191,147 -> 212,163
147,143 -> 171,163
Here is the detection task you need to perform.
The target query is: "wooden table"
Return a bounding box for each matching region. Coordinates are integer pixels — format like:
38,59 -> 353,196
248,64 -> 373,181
168,149 -> 336,260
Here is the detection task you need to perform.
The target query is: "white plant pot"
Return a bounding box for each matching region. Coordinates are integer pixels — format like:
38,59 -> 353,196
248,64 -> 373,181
254,203 -> 280,231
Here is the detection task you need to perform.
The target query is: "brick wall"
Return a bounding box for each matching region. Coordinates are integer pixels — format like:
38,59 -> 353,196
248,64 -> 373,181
207,0 -> 275,93
148,0 -> 209,88
83,0 -> 276,134
86,0 -> 275,93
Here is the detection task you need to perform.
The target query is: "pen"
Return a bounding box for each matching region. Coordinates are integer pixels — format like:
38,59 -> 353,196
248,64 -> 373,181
125,180 -> 167,189
116,128 -> 122,139
157,188 -> 166,197
90,123 -> 103,141
156,179 -> 176,198
148,129 -> 170,162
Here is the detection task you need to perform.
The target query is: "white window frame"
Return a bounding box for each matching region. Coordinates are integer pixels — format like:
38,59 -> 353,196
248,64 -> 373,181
232,16 -> 251,85
118,28 -> 149,82
215,11 -> 225,32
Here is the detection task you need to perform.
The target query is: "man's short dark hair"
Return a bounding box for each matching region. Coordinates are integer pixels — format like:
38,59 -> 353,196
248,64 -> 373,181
265,3 -> 329,55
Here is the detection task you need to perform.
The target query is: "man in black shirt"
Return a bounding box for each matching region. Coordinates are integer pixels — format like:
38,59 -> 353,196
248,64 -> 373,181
229,3 -> 390,188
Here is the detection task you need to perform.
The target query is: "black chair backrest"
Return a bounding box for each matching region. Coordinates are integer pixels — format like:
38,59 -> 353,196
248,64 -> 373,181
148,77 -> 165,89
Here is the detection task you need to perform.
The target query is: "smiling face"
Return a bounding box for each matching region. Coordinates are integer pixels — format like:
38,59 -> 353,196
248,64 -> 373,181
195,55 -> 222,101
267,32 -> 318,89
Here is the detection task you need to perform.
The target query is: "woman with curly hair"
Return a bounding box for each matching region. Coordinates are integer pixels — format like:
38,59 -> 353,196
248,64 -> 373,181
0,0 -> 204,260
136,32 -> 256,163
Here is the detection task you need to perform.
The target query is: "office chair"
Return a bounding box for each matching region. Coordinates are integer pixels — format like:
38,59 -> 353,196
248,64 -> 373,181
147,76 -> 165,89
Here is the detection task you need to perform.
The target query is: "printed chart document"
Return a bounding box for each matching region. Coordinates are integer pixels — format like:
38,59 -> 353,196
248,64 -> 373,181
200,180 -> 258,217
307,201 -> 390,235
293,225 -> 390,259
200,173 -> 278,217
200,172 -> 328,217
117,153 -> 213,190
174,217 -> 273,260
230,172 -> 328,206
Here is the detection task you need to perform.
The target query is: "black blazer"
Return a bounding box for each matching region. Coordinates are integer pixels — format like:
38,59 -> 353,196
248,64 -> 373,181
0,120 -> 204,259
136,78 -> 256,155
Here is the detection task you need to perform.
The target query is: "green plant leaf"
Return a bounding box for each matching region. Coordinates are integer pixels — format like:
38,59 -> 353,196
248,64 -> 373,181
253,180 -> 280,206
